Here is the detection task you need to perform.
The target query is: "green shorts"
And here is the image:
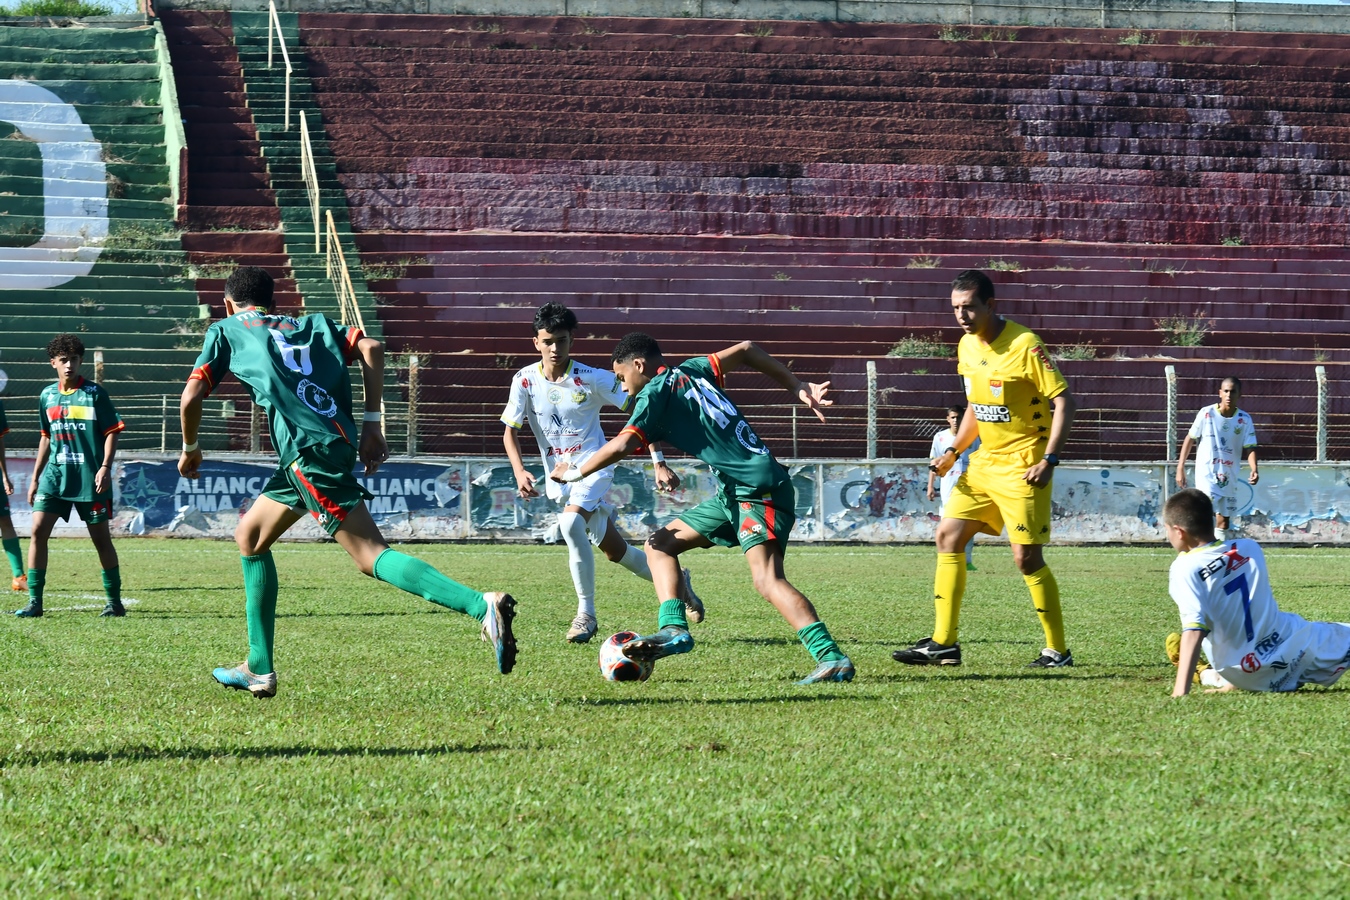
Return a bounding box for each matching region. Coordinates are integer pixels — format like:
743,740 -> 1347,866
33,493 -> 114,525
262,443 -> 372,536
680,482 -> 795,554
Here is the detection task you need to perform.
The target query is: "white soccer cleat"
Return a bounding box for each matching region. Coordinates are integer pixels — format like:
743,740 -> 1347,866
566,613 -> 598,643
481,592 -> 518,674
681,567 -> 705,624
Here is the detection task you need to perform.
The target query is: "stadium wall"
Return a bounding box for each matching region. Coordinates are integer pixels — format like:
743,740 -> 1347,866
153,0 -> 1350,36
2,454 -> 1347,544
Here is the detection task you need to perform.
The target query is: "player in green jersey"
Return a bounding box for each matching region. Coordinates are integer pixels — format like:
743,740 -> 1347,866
550,333 -> 854,685
15,335 -> 126,618
179,267 -> 516,698
0,399 -> 27,594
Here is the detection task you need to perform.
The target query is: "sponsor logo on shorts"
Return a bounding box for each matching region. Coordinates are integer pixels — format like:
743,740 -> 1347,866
971,402 -> 1011,423
739,518 -> 764,540
1255,631 -> 1283,656
1014,523 -> 1029,533
1241,653 -> 1261,673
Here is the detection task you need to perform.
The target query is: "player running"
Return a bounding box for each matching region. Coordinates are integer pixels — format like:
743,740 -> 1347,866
1176,376 -> 1259,542
893,269 -> 1078,669
15,335 -> 126,618
502,303 -> 702,643
179,267 -> 515,698
0,398 -> 26,593
549,333 -> 854,685
1164,488 -> 1350,697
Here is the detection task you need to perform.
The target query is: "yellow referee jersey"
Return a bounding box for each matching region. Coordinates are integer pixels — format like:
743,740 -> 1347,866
957,320 -> 1068,458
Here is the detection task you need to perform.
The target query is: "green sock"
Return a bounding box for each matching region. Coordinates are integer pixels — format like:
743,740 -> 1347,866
657,598 -> 687,631
373,549 -> 487,621
2,536 -> 22,578
242,553 -> 278,675
101,567 -> 121,605
27,568 -> 45,606
797,621 -> 847,663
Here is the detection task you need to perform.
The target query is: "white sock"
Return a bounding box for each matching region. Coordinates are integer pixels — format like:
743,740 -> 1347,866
1215,528 -> 1226,543
617,543 -> 653,582
558,511 -> 596,618
965,539 -> 974,565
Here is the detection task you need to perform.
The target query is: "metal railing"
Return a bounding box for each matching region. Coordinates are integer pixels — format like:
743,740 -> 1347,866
325,209 -> 366,333
266,0 -> 292,130
299,109 -> 321,252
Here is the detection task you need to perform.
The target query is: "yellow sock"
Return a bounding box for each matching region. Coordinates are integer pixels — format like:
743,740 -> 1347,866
1024,564 -> 1066,653
933,552 -> 966,646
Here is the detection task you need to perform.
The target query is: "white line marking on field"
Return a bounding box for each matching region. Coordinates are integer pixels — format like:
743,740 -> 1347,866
33,594 -> 142,612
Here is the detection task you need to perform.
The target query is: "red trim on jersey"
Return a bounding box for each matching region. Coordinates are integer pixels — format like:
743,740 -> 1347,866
102,421 -> 126,437
619,424 -> 650,451
334,420 -> 350,444
291,461 -> 347,524
189,364 -> 216,394
707,354 -> 725,388
0,427 -> 8,437
343,328 -> 365,363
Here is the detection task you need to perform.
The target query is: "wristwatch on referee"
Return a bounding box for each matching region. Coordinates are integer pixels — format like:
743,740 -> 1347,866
1043,453 -> 1060,467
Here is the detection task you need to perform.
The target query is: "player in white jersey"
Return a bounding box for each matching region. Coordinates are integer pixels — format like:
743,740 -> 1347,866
926,404 -> 980,570
1176,376 -> 1258,542
502,304 -> 703,643
1163,488 -> 1350,697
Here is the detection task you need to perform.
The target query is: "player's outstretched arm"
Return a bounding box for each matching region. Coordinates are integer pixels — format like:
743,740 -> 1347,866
712,340 -> 831,422
551,430 -> 642,483
502,425 -> 539,498
354,336 -> 389,475
1176,436 -> 1195,488
1171,629 -> 1207,698
178,378 -> 208,478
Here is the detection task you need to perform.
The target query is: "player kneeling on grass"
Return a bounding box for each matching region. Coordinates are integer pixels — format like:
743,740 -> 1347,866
501,302 -> 702,644
179,267 -> 516,698
550,333 -> 854,685
1164,488 -> 1350,698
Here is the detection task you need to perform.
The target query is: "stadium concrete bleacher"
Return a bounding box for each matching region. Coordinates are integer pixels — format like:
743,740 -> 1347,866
0,17 -> 203,450
7,4 -> 1349,461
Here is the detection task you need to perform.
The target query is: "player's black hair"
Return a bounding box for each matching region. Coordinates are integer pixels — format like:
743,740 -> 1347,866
1221,375 -> 1243,392
46,333 -> 85,359
951,269 -> 995,303
533,302 -> 578,334
1163,488 -> 1217,539
947,404 -> 965,416
224,265 -> 274,310
611,332 -> 663,365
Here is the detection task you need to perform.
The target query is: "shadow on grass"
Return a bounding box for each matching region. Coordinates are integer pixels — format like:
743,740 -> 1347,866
577,693 -> 865,707
863,671 -> 1126,684
2,741 -> 510,767
125,609 -> 437,621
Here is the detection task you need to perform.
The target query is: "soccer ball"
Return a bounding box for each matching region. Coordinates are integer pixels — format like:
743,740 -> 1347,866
599,631 -> 654,682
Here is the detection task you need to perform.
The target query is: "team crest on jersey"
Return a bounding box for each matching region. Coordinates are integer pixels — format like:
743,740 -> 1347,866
571,390 -> 587,403
736,420 -> 769,455
989,380 -> 1003,400
547,388 -> 563,403
297,379 -> 339,417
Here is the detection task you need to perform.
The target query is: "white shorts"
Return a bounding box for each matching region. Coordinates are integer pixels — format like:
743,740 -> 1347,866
1198,482 -> 1238,517
1217,620 -> 1350,692
546,465 -> 614,511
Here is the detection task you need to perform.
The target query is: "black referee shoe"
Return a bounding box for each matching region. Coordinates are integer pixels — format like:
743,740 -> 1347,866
892,637 -> 961,666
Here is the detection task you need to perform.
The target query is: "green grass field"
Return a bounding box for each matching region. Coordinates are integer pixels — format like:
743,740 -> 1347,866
2,538 -> 1349,897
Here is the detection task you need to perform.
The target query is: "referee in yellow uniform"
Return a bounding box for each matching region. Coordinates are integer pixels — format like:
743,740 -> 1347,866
893,270 -> 1078,668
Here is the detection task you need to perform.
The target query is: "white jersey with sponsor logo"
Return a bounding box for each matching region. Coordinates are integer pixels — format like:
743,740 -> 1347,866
1187,404 -> 1257,497
929,429 -> 979,503
1169,538 -> 1350,691
501,360 -> 629,500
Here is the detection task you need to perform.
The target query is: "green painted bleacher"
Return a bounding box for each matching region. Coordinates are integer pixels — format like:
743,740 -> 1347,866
0,20 -> 201,450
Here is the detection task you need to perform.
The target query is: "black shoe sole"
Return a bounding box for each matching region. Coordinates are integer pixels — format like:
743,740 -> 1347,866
100,608 -> 126,618
891,653 -> 962,666
496,594 -> 517,675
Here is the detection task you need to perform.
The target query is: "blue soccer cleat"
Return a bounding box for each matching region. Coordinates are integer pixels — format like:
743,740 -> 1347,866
212,663 -> 277,698
621,625 -> 694,663
481,591 -> 518,674
797,657 -> 856,685
13,601 -> 42,618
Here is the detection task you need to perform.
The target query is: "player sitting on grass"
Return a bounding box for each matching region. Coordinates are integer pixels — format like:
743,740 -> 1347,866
550,333 -> 854,685
0,397 -> 26,593
502,302 -> 702,643
179,266 -> 516,698
15,334 -> 126,618
1164,488 -> 1350,697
